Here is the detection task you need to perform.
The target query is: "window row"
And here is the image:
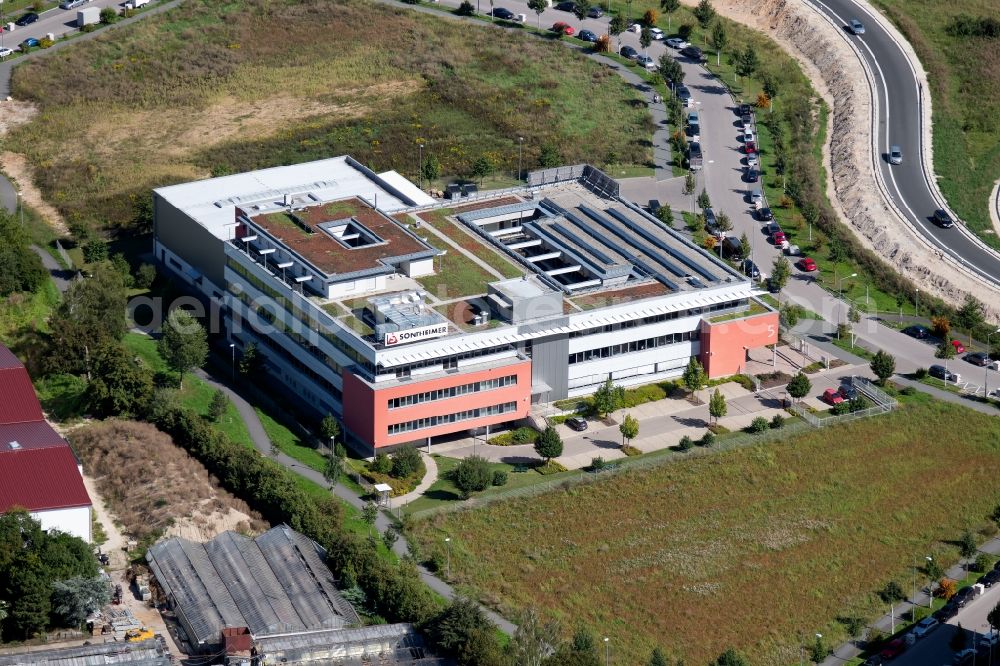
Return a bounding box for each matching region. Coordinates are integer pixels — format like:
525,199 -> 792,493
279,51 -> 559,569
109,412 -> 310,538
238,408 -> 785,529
387,402 -> 518,436
567,330 -> 697,365
567,300 -> 743,339
388,375 -> 517,410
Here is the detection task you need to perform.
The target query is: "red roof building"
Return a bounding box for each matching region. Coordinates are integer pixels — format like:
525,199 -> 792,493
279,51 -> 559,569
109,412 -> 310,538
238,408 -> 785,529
0,447 -> 92,513
0,343 -> 91,541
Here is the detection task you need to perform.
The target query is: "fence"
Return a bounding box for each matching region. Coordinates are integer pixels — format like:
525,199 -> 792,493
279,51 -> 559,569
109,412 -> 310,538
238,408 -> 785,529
788,375 -> 897,427
406,419 -> 815,522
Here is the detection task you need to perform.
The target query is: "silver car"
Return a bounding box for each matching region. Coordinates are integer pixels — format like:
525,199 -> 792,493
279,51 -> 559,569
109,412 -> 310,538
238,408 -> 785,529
889,145 -> 902,164
850,19 -> 865,35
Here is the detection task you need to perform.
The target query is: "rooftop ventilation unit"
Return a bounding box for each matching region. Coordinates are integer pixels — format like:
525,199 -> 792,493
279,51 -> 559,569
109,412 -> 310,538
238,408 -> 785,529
8,441 -> 21,450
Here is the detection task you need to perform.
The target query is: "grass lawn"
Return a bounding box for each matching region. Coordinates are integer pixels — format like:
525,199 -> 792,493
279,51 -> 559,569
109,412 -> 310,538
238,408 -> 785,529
0,278 -> 60,356
416,242 -> 498,300
869,0 -> 1000,249
7,0 -> 650,237
407,400 -> 1000,664
417,208 -> 522,279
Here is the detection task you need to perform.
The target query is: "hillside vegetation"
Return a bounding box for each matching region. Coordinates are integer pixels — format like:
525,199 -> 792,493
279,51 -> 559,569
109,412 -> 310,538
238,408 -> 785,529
409,400 -> 1000,664
7,0 -> 651,234
871,0 -> 1000,246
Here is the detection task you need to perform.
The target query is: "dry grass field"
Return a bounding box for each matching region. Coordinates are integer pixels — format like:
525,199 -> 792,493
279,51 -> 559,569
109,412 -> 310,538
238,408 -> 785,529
72,420 -> 269,544
408,400 -> 1000,665
6,0 -> 651,234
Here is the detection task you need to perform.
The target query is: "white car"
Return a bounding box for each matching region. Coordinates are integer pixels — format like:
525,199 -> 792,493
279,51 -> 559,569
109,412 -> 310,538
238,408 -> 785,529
649,27 -> 664,40
911,617 -> 939,639
665,37 -> 688,49
627,23 -> 641,33
750,189 -> 763,209
59,0 -> 87,8
746,153 -> 758,167
743,130 -> 755,144
0,48 -> 14,60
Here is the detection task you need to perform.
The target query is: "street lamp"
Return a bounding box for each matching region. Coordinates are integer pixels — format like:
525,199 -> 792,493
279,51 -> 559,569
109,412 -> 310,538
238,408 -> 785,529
915,288 -> 920,319
444,537 -> 451,578
418,143 -> 425,191
603,637 -> 609,666
518,136 -> 524,183
229,343 -> 236,381
16,190 -> 23,226
926,556 -> 934,607
985,328 -> 1000,398
838,272 -> 857,301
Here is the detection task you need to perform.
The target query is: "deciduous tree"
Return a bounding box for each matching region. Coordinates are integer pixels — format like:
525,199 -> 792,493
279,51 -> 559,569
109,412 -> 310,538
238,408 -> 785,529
870,350 -> 896,385
710,20 -> 726,65
46,265 -> 128,375
771,256 -> 791,291
693,0 -> 715,29
527,0 -> 546,28
535,426 -> 564,462
787,371 -> 811,401
659,0 -> 679,28
619,414 -> 639,448
507,608 -> 559,666
682,357 -> 706,392
158,309 -> 208,388
208,389 -> 229,422
453,456 -> 492,498
50,576 -> 111,628
0,213 -> 46,298
592,378 -> 624,417
86,342 -> 154,418
708,388 -> 727,424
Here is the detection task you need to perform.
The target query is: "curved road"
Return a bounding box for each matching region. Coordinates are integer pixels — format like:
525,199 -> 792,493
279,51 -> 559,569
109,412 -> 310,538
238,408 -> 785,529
806,0 -> 1000,285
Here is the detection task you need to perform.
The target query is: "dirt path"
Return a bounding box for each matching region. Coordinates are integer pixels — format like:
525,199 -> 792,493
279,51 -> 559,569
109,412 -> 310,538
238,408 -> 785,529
0,151 -> 69,236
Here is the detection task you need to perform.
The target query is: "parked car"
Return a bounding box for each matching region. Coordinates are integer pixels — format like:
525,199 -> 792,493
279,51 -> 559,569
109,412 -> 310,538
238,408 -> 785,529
751,191 -> 766,210
838,384 -> 858,400
721,236 -> 743,260
978,570 -> 1000,588
929,364 -> 960,383
739,103 -> 752,116
965,352 -> 991,366
566,417 -> 588,432
953,585 -> 979,607
772,231 -> 787,247
911,617 -> 939,639
741,259 -> 760,280
15,11 -> 39,25
880,639 -> 907,659
552,22 -> 575,35
688,142 -> 703,169
744,139 -> 757,154
491,7 -> 515,19
741,113 -> 754,129
704,208 -> 724,239
620,45 -> 638,59
978,631 -> 1000,649
60,0 -> 87,8
933,209 -> 955,228
743,130 -> 755,144
20,37 -> 40,49
756,207 -> 773,221
850,19 -> 865,34
902,325 -> 931,339
665,37 -> 688,49
636,55 -> 657,70
784,244 -> 802,256
677,85 -> 692,106
577,29 -> 598,42
680,45 -> 703,61
0,47 -> 14,60
555,1 -> 576,10
951,339 -> 966,354
934,600 -> 959,621
746,152 -> 759,167
764,221 -> 781,236
797,257 -> 818,272
745,167 -> 759,183
649,27 -> 664,40
954,649 -> 977,666
889,145 -> 903,165
586,6 -> 603,17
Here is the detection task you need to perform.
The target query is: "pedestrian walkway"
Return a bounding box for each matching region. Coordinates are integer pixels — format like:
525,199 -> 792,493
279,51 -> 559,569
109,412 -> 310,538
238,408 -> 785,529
393,452 -> 439,505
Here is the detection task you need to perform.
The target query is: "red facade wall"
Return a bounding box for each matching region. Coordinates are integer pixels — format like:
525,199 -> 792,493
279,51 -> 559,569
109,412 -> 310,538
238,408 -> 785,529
699,311 -> 779,378
343,360 -> 532,449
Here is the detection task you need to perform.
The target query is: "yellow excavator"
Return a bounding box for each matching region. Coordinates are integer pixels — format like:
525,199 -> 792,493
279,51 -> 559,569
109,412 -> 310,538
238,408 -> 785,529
125,628 -> 155,643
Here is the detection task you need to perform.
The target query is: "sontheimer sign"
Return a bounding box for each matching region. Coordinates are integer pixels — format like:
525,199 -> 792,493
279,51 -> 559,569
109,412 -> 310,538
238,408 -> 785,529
383,324 -> 449,347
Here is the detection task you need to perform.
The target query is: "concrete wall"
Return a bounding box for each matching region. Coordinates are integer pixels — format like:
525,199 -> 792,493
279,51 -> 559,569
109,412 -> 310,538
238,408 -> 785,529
33,506 -> 91,543
153,194 -> 227,291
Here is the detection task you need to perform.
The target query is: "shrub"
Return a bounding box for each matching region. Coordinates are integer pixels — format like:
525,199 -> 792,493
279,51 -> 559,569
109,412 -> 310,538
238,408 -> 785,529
456,0 -> 474,14
39,38 -> 54,49
511,427 -> 539,444
452,456 -> 491,498
699,431 -> 715,447
974,553 -> 991,573
900,386 -> 917,396
537,460 -> 568,475
491,470 -> 508,487
391,446 -> 422,479
590,456 -> 606,471
747,417 -> 770,433
99,7 -> 118,23
678,435 -> 694,451
936,578 -> 957,599
770,414 -> 785,429
622,446 -> 642,457
135,263 -> 156,289
914,367 -> 928,379
371,453 -> 392,475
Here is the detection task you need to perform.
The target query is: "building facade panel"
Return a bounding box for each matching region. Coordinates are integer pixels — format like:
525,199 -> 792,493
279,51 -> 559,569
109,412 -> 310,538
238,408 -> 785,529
343,360 -> 532,450
699,312 -> 779,378
33,506 -> 91,543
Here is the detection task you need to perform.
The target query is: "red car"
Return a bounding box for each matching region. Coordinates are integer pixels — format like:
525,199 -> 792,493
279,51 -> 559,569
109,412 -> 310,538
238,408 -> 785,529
822,388 -> 845,406
797,257 -> 817,272
552,22 -> 574,35
745,140 -> 757,154
952,340 -> 966,354
880,638 -> 906,660
772,231 -> 787,246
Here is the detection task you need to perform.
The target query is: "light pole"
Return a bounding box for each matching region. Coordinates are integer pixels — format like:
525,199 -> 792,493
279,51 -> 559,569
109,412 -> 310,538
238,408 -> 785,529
444,537 -> 451,578
603,637 -> 609,666
986,328 -> 1000,398
838,272 -> 857,324
518,136 -> 524,182
915,288 -> 920,319
16,190 -> 23,226
229,343 -> 236,381
418,143 -> 425,191
926,556 -> 934,608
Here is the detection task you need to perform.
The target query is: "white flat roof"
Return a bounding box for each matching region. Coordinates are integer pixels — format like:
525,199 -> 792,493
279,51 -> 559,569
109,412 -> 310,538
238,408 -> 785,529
155,156 -> 424,241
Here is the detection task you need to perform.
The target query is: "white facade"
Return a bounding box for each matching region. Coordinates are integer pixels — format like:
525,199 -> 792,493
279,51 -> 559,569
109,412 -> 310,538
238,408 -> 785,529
33,505 -> 91,543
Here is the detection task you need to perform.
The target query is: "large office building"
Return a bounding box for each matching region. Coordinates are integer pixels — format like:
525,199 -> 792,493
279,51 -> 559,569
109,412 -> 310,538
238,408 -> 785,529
154,158 -> 777,453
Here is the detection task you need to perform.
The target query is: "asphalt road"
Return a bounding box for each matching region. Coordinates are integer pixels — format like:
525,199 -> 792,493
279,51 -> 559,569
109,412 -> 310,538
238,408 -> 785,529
0,0 -> 129,51
804,0 -> 1000,285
